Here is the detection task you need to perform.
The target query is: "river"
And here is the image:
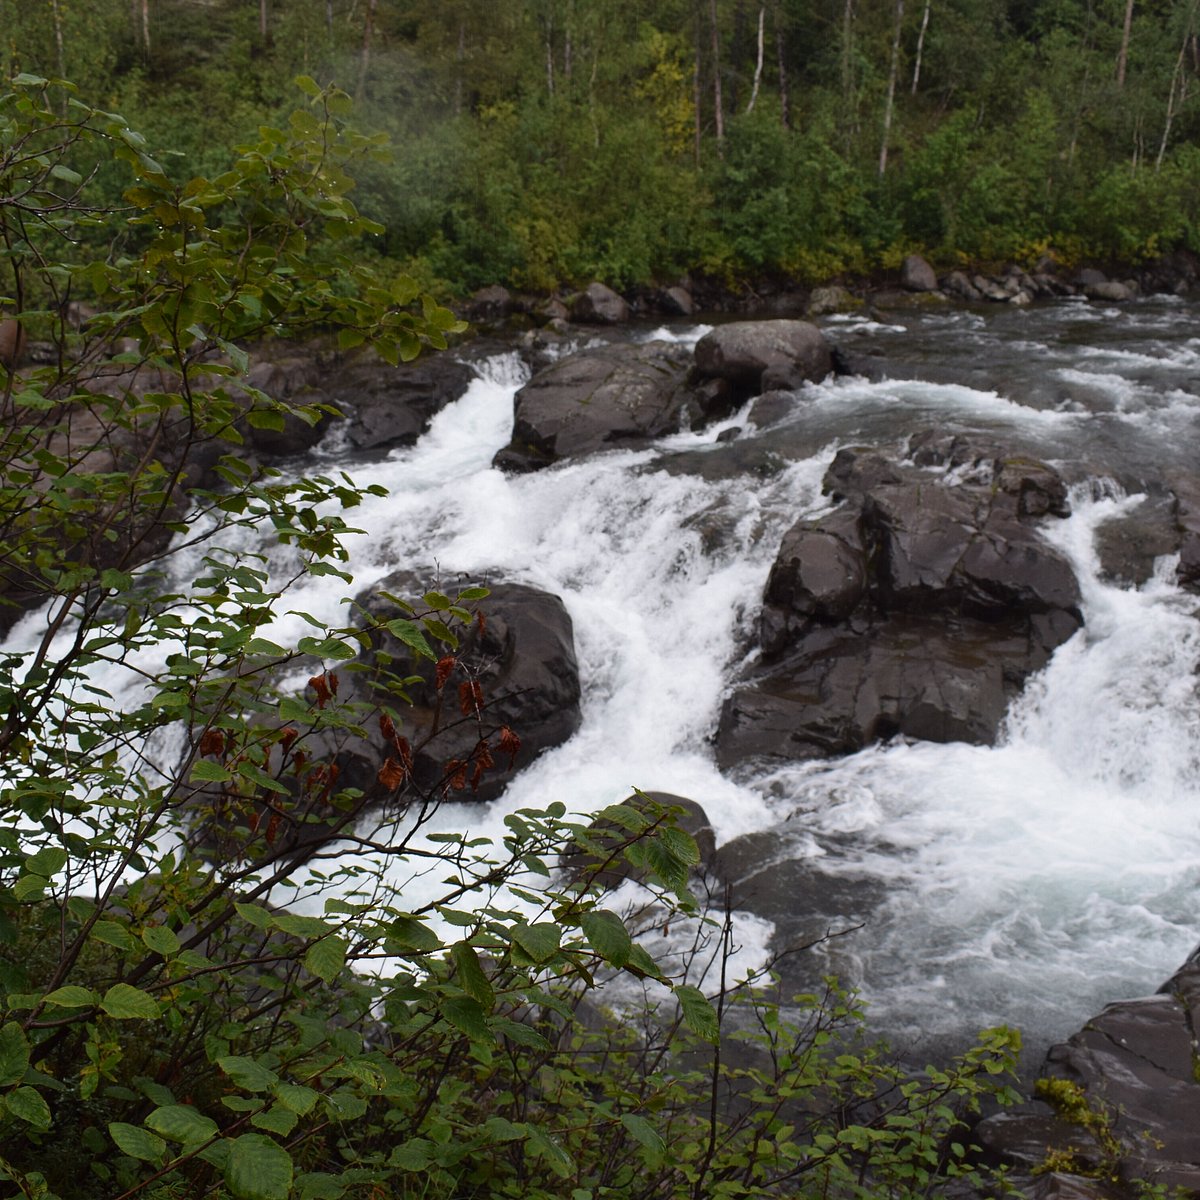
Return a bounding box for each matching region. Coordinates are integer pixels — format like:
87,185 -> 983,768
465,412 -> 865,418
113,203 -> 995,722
27,294 -> 1200,1070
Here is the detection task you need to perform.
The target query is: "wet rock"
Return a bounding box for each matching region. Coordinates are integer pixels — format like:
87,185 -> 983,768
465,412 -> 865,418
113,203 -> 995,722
760,510 -> 867,655
822,446 -> 905,502
1085,280 -> 1133,303
334,351 -> 475,452
718,440 -> 1081,769
492,341 -> 721,472
718,617 -> 1026,765
713,829 -> 884,932
562,791 -> 717,887
693,319 -> 833,401
807,286 -> 860,316
465,284 -> 515,323
1168,473 -> 1200,592
901,254 -> 939,292
570,281 -> 631,325
1094,495 -> 1180,586
337,573 -> 582,803
975,1108 -> 1107,1174
982,957 -> 1200,1197
1076,268 -> 1108,288
239,354 -> 335,457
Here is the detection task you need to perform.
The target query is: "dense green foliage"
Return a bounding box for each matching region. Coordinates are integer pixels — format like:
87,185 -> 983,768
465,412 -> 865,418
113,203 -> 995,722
0,72 -> 1030,1198
4,0 -> 1199,291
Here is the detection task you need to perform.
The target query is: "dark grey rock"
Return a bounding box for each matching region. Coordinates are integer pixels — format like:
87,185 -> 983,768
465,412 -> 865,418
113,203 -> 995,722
942,271 -> 983,302
1094,495 -> 1180,586
693,320 -> 833,400
900,254 -> 939,292
338,574 -> 582,803
1085,280 -> 1133,303
570,281 -> 630,325
492,341 -> 718,472
718,440 -> 1081,771
333,352 -> 475,452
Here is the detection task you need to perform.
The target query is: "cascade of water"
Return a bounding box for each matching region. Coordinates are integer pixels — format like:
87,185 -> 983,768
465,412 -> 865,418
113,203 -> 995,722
10,300 -> 1200,1060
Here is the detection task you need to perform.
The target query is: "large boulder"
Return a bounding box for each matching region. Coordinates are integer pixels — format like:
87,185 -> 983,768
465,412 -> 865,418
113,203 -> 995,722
692,320 -> 833,400
335,574 -> 582,803
717,439 -> 1082,769
571,281 -> 630,325
332,351 -> 475,452
492,341 -> 729,472
900,254 -> 939,292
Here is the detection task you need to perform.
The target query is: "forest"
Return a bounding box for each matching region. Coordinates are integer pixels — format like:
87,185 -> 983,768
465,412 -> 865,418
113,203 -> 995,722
5,0 -> 1200,294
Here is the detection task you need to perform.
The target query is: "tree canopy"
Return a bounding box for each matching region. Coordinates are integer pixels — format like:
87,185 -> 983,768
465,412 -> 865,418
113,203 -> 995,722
4,0 -> 1200,291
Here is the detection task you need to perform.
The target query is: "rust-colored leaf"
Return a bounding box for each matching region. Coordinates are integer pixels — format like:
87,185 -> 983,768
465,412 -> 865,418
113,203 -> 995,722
198,728 -> 226,757
435,655 -> 456,690
308,673 -> 331,709
377,758 -> 406,790
458,679 -> 484,717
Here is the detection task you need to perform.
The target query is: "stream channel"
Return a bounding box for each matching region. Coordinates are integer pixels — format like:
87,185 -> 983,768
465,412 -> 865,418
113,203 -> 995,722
29,295 -> 1200,1072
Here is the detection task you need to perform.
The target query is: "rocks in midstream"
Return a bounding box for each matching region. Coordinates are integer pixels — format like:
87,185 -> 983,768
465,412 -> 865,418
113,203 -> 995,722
325,571 -> 582,805
491,320 -> 835,472
716,435 -> 1084,770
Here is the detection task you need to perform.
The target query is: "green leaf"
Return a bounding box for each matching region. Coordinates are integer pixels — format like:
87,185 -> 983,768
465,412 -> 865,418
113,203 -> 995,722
191,759 -> 232,783
90,920 -> 136,950
43,985 -> 96,1009
218,1056 -> 279,1093
490,1018 -> 551,1050
510,922 -> 561,965
0,1023 -> 30,1088
620,1112 -> 666,1154
675,985 -> 720,1044
384,618 -> 435,660
234,902 -> 274,929
272,1083 -> 318,1116
580,909 -> 632,968
6,1086 -> 51,1130
271,913 -> 333,938
450,942 -> 494,1008
101,983 -> 160,1020
109,1122 -> 165,1161
25,848 -> 67,876
440,996 -> 491,1042
146,1104 -> 219,1145
386,915 -> 441,953
251,1105 -> 299,1136
303,936 -> 346,983
225,1133 -> 294,1200
142,925 -> 181,956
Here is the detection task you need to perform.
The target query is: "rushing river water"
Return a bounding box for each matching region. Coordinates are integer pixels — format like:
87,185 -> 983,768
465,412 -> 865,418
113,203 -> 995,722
19,295 -> 1200,1069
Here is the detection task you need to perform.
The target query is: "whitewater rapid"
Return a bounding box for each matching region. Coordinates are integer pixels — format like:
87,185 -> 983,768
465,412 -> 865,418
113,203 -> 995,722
15,297 -> 1200,1062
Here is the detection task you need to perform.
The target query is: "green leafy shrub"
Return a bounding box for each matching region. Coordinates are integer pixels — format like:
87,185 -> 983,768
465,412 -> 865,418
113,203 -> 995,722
0,72 -> 1022,1200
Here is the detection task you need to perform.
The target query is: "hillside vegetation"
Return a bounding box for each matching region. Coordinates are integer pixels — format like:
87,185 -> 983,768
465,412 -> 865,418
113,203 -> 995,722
5,0 -> 1200,293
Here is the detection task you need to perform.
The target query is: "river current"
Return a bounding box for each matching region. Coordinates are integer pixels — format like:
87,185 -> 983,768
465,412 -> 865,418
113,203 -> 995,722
19,296 -> 1200,1067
